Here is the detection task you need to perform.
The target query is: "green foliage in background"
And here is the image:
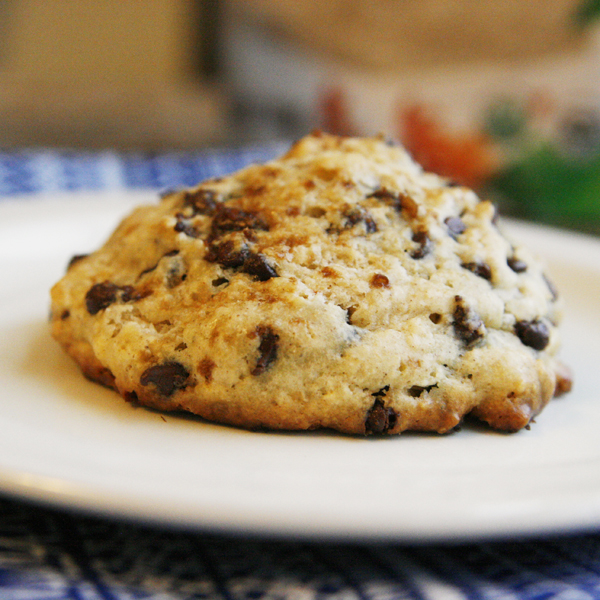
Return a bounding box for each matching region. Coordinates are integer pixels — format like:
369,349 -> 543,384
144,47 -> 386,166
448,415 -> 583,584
574,0 -> 600,27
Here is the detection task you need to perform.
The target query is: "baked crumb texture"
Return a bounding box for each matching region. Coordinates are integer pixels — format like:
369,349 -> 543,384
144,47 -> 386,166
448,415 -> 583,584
50,133 -> 572,435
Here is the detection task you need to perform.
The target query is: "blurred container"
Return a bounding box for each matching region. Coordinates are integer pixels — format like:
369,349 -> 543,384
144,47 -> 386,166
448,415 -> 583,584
0,0 -> 225,150
222,0 -> 600,234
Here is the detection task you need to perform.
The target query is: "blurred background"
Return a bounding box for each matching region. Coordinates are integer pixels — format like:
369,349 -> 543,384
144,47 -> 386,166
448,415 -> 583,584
0,0 -> 599,231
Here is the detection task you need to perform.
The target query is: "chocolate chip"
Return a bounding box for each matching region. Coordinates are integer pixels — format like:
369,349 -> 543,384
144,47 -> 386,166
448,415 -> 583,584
344,207 -> 378,233
183,189 -> 218,216
410,230 -> 431,259
429,313 -> 442,324
242,253 -> 279,281
368,187 -> 396,202
85,281 -> 149,314
85,281 -> 120,315
140,361 -> 190,396
408,383 -> 438,397
205,241 -> 277,281
119,285 -> 136,302
508,256 -> 527,273
165,257 -> 187,288
205,240 -> 249,269
60,309 -> 70,320
174,213 -> 200,238
368,188 -> 418,218
120,285 -> 151,303
365,398 -> 397,434
251,326 -> 279,376
210,205 -> 269,240
364,216 -> 378,233
370,273 -> 390,288
515,319 -> 550,351
462,260 -> 492,281
445,216 -> 466,239
67,254 -> 89,270
453,295 -> 486,346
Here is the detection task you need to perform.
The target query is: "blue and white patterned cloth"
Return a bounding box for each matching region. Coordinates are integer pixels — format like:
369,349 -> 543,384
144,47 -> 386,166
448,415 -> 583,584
0,144 -> 288,198
1,145 -> 600,600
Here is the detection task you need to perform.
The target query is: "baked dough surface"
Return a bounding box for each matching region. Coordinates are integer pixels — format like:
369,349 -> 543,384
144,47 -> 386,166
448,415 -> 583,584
50,133 -> 571,434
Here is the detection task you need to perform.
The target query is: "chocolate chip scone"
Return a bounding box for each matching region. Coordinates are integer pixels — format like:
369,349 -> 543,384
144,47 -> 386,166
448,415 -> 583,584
50,133 -> 571,435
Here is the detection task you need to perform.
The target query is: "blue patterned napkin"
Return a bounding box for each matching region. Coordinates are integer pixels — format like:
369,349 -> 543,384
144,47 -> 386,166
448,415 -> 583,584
2,497 -> 600,600
0,143 -> 287,198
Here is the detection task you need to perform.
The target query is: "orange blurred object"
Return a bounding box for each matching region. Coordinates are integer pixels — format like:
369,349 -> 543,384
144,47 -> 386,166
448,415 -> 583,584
400,105 -> 497,189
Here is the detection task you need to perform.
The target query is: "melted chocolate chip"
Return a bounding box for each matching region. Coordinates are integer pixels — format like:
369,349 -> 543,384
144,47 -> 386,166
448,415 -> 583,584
410,230 -> 431,259
508,256 -> 527,273
119,285 -> 136,302
210,205 -> 269,239
174,213 -> 200,238
205,240 -> 249,269
165,258 -> 187,288
445,216 -> 466,239
120,285 -> 151,303
85,281 -> 149,314
205,240 -> 277,281
368,187 -> 397,202
453,295 -> 486,346
368,188 -> 418,218
242,253 -> 279,281
344,207 -> 378,233
85,282 -> 120,315
462,260 -> 492,281
183,189 -> 218,216
365,398 -> 397,434
251,326 -> 279,376
515,319 -> 550,351
140,361 -> 190,396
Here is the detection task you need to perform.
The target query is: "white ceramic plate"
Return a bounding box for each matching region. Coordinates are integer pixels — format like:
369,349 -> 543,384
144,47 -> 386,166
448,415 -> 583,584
1,191 -> 599,542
